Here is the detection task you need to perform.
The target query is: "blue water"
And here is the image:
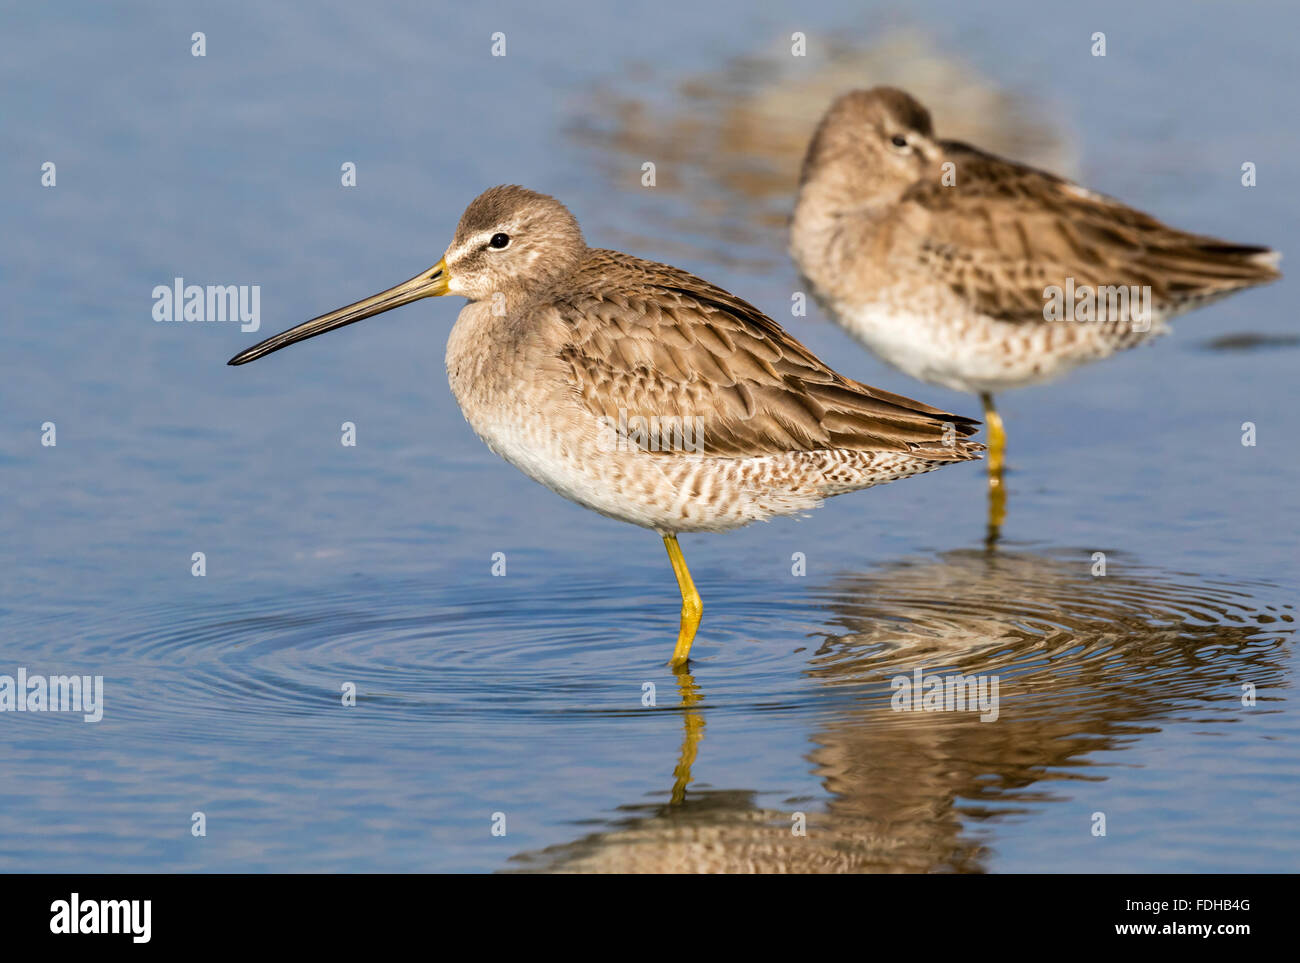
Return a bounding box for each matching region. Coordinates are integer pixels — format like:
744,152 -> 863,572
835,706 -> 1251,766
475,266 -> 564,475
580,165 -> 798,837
1,0 -> 1296,872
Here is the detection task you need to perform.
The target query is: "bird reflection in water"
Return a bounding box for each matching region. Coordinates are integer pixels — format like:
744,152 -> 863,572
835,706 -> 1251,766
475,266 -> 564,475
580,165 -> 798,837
509,548 -> 1291,872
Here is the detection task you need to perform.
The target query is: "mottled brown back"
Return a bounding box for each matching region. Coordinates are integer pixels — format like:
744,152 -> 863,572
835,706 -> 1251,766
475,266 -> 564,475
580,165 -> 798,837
904,142 -> 1281,324
552,250 -> 979,457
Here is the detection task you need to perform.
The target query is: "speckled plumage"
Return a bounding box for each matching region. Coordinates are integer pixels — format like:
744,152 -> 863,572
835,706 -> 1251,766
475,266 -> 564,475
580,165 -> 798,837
444,198 -> 983,534
229,184 -> 985,664
791,87 -> 1282,395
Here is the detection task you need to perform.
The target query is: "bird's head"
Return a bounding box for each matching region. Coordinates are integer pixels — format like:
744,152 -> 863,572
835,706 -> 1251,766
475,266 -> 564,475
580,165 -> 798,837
227,184 -> 585,366
798,87 -> 937,205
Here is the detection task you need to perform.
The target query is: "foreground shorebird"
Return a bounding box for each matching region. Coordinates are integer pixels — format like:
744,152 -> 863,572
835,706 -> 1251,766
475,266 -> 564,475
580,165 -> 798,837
791,87 -> 1281,526
230,185 -> 983,667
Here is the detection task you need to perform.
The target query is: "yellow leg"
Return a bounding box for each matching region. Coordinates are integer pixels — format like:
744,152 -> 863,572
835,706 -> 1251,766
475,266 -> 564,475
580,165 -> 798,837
663,534 -> 703,668
981,392 -> 1007,544
981,392 -> 1006,482
669,671 -> 704,805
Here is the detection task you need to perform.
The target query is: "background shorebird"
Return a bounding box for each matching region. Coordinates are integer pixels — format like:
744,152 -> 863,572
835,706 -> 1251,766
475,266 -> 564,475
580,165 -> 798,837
229,185 -> 984,668
790,87 -> 1281,535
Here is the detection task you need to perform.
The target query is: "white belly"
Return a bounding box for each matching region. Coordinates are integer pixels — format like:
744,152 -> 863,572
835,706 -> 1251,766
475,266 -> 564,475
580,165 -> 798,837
836,300 -> 1168,396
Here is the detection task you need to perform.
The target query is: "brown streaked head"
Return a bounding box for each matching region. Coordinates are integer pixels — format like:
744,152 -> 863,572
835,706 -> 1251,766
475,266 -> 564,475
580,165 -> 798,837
441,184 -> 587,302
798,87 -> 938,202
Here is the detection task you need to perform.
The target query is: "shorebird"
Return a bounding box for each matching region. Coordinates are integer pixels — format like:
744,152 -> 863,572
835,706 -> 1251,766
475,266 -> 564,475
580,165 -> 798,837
790,87 -> 1281,528
229,185 -> 983,668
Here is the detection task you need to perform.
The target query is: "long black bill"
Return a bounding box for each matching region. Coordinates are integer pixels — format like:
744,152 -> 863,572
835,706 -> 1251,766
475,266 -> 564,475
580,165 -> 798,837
227,259 -> 449,366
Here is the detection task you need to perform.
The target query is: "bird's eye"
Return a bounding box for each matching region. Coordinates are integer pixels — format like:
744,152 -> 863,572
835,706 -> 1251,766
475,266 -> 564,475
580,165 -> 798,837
890,134 -> 909,149
489,233 -> 510,249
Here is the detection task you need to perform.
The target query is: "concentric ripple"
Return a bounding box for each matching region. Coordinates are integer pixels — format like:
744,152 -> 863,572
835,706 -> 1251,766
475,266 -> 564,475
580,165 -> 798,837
2,546 -> 1293,872
508,547 -> 1294,873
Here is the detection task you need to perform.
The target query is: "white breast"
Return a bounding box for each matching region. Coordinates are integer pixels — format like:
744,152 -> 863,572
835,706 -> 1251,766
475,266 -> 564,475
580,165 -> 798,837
837,299 -> 1169,395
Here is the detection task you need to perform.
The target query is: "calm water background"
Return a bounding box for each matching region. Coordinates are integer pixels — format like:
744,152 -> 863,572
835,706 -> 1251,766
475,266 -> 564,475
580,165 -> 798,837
2,0 -> 1297,871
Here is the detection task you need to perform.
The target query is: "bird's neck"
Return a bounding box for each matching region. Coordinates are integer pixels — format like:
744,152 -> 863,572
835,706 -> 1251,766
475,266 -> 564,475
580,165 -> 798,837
791,175 -> 891,296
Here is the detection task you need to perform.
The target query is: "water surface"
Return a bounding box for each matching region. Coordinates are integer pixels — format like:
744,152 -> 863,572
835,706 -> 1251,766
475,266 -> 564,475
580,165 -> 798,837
2,0 -> 1297,872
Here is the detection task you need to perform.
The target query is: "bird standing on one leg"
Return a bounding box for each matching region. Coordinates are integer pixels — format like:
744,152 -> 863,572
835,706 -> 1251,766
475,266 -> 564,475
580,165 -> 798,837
790,87 -> 1281,538
231,185 -> 984,667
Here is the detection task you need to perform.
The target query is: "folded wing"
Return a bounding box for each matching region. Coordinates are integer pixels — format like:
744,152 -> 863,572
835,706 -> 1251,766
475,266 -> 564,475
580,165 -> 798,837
555,251 -> 979,457
896,142 -> 1281,325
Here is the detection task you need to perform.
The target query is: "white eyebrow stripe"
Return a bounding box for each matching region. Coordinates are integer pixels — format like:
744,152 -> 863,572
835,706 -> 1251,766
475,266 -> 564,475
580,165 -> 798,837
446,235 -> 487,262
447,228 -> 513,262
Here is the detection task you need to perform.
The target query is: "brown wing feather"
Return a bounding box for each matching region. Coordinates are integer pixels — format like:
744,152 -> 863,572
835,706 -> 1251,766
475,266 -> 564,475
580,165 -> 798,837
899,142 -> 1281,324
554,251 -> 978,457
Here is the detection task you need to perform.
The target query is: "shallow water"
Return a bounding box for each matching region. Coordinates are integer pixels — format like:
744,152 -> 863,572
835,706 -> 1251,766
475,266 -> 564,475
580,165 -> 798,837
2,0 -> 1297,872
